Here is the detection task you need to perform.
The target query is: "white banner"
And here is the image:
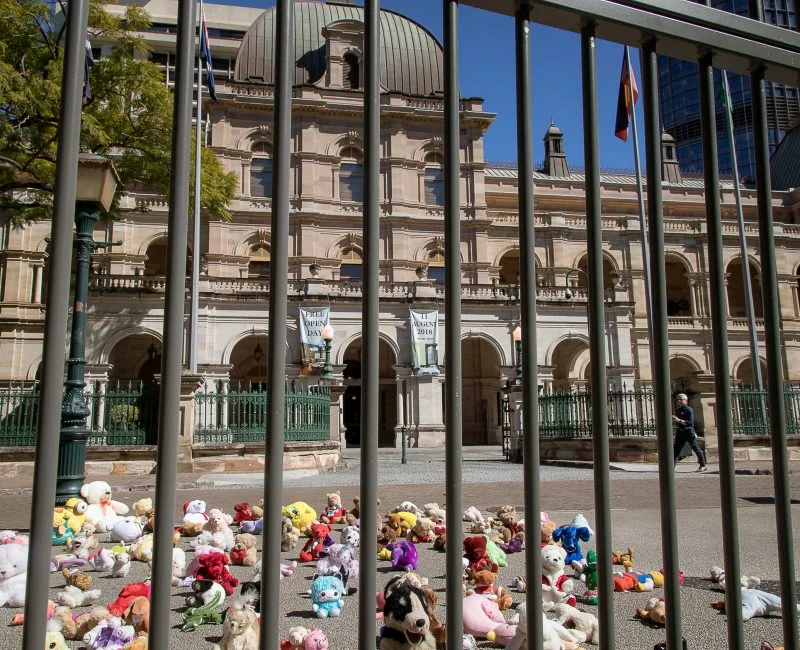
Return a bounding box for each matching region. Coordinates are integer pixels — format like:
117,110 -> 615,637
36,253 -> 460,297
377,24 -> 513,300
299,307 -> 330,367
410,309 -> 439,373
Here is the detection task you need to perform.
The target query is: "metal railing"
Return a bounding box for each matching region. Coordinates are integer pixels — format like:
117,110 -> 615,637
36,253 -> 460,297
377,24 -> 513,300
731,384 -> 800,436
22,1 -> 800,650
194,384 -> 330,443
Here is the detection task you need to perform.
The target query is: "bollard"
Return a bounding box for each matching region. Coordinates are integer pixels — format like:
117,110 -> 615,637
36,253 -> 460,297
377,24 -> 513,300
401,425 -> 407,464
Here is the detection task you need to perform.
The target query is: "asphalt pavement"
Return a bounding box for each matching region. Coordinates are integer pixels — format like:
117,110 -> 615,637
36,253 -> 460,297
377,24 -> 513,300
1,446 -> 798,649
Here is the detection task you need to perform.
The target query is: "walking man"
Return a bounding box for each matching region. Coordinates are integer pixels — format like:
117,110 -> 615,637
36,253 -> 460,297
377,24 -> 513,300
672,393 -> 707,471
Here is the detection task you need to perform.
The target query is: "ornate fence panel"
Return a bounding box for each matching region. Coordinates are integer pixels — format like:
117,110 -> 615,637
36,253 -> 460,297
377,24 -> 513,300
538,386 -> 656,439
731,385 -> 800,436
194,383 -> 330,444
87,380 -> 159,446
0,383 -> 41,446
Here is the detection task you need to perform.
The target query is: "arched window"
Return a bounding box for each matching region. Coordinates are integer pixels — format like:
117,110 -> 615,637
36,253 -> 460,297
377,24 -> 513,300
340,247 -> 362,280
427,250 -> 445,282
343,52 -> 360,90
144,238 -> 191,276
498,250 -> 520,284
248,244 -> 270,279
727,257 -> 763,318
665,256 -> 692,316
339,147 -> 363,202
424,152 -> 444,207
576,254 -> 615,290
250,141 -> 272,198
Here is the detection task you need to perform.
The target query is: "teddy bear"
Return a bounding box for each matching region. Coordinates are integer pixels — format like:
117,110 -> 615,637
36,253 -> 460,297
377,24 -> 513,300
311,575 -> 345,618
80,481 -> 129,533
232,502 -> 259,525
281,626 -> 311,650
65,530 -> 98,560
128,534 -> 153,563
300,523 -> 333,563
432,532 -> 446,552
124,634 -> 149,650
280,516 -> 300,551
211,601 -> 259,650
320,491 -> 349,524
463,506 -> 484,524
711,587 -> 800,621
171,547 -> 187,586
611,546 -> 635,570
62,568 -> 93,591
231,533 -> 258,567
463,536 -> 498,579
422,502 -> 446,525
53,605 -> 112,640
123,596 -> 150,635
467,570 -> 513,610
385,513 -> 412,537
636,597 -> 666,625
345,497 -> 383,531
130,498 -> 153,529
541,520 -> 558,547
541,543 -> 577,607
507,602 -> 585,650
495,505 -> 524,543
408,516 -> 435,544
45,620 -> 69,650
553,602 -> 600,644
552,523 -> 591,566
195,508 -> 236,551
57,585 -> 102,608
195,552 -> 239,596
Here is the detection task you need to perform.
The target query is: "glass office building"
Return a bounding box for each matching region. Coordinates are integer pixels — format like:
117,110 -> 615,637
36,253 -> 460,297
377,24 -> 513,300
658,0 -> 799,180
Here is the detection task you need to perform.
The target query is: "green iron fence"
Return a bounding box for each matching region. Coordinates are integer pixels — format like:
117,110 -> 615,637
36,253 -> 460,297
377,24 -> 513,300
0,380 -> 158,446
538,385 -> 657,439
194,383 -> 330,444
731,384 -> 800,436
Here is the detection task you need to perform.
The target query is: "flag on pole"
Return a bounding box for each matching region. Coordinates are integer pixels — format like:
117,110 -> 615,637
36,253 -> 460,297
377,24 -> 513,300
716,74 -> 733,119
83,40 -> 94,105
614,47 -> 639,141
199,8 -> 217,101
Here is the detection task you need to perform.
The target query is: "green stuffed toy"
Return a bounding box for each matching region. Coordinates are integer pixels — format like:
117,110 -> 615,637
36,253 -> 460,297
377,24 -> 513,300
582,549 -> 598,605
483,535 -> 508,568
181,590 -> 223,632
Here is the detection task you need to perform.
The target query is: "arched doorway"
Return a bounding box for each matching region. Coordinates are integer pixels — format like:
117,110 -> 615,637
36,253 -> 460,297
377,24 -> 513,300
734,356 -> 767,388
462,338 -> 501,445
341,338 -> 397,447
551,338 -> 590,390
726,257 -> 763,318
229,335 -> 270,390
109,335 -> 162,382
665,256 -> 692,316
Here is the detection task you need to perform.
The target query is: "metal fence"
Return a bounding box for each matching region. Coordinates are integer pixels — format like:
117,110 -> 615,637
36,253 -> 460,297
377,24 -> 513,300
194,384 -> 330,443
22,1 -> 800,650
731,384 -> 800,436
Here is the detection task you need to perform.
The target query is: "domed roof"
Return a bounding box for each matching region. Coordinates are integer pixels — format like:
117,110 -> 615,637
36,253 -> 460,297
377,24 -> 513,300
545,121 -> 563,137
234,1 -> 443,97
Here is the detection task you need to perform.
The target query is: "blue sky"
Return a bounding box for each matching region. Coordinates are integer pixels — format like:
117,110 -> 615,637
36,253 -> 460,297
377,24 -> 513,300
227,1 -> 647,169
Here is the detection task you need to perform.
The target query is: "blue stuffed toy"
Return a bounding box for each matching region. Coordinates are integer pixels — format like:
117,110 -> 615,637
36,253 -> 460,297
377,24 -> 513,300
552,524 -> 591,565
311,575 -> 345,618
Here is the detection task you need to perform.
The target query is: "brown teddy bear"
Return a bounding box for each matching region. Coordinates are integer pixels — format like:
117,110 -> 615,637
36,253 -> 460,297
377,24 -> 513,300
467,570 -> 514,610
345,496 -> 383,532
377,523 -> 399,555
496,505 -> 524,543
636,597 -> 666,626
541,520 -> 558,547
252,499 -> 264,519
53,605 -> 111,640
432,532 -> 446,552
231,533 -> 258,566
62,569 -> 92,591
281,516 -> 299,552
408,517 -> 435,544
385,513 -> 411,537
123,596 -> 150,635
319,491 -> 348,525
612,546 -> 635,570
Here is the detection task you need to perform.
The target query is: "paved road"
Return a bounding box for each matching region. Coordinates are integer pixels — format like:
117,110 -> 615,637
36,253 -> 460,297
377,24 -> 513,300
2,448 -> 798,649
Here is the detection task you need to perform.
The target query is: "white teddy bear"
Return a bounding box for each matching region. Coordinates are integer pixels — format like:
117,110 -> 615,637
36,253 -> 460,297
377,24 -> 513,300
541,544 -> 576,606
0,543 -> 28,607
80,481 -> 129,533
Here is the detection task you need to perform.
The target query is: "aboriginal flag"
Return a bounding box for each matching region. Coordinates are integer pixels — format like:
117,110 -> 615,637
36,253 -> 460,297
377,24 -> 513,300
614,47 -> 639,141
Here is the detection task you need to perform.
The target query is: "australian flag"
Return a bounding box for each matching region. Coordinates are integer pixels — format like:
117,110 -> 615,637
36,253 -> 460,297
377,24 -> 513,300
199,9 -> 217,101
83,39 -> 94,105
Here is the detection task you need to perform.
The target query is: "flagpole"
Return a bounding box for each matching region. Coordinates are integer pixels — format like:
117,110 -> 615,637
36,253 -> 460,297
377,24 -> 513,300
627,46 -> 655,369
189,0 -> 203,374
722,70 -> 763,391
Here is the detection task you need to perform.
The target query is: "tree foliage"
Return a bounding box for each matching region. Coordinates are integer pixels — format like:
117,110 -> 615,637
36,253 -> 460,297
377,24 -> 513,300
0,0 -> 238,223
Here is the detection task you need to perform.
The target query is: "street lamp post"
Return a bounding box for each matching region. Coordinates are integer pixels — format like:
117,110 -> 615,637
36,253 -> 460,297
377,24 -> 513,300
321,323 -> 335,380
564,267 -> 589,301
512,325 -> 522,382
55,155 -> 120,504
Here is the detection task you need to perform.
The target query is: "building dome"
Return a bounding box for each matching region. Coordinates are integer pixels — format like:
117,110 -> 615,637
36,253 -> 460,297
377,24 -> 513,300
234,1 -> 444,97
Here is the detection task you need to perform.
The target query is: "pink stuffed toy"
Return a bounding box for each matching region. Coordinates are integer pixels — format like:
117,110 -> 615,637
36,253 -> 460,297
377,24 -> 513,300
462,593 -> 517,645
304,629 -> 329,649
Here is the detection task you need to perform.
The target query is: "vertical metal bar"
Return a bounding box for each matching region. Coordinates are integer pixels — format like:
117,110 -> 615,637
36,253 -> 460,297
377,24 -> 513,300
359,2 -> 379,649
21,0 -> 89,645
515,4 -> 543,648
641,38 -> 684,649
189,0 -> 203,373
699,51 -> 745,650
149,0 -> 196,643
259,1 -> 292,648
750,62 -> 800,650
580,23 -> 614,649
443,2 -> 463,648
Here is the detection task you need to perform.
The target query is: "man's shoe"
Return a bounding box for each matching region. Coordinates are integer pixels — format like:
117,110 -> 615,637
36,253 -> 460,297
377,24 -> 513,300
697,465 -> 708,472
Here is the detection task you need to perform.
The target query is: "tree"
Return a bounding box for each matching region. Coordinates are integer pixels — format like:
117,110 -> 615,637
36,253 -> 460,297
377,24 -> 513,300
0,0 -> 238,224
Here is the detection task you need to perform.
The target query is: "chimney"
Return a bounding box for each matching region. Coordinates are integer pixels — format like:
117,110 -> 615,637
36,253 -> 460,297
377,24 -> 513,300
543,121 -> 569,177
661,129 -> 682,184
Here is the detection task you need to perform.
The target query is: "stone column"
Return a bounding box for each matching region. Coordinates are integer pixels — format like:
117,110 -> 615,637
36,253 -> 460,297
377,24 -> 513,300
320,381 -> 346,446
156,373 -> 204,471
32,263 -> 44,304
408,372 -> 445,447
394,366 -> 413,447
691,372 -> 718,462
84,365 -> 112,434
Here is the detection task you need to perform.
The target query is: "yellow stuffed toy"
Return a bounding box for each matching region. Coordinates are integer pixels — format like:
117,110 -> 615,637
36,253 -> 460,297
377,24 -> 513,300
63,498 -> 89,533
282,502 -> 317,535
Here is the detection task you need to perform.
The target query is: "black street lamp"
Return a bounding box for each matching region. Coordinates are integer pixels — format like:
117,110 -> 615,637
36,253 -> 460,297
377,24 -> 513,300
321,324 -> 335,380
512,325 -> 522,382
55,155 -> 120,504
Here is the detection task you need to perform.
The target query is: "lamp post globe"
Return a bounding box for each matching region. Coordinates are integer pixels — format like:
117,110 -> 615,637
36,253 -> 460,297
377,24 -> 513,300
55,155 -> 120,504
321,324 -> 335,379
512,326 -> 523,382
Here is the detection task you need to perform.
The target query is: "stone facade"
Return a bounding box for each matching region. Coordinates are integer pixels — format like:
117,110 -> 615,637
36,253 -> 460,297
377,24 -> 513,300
1,1 -> 799,456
